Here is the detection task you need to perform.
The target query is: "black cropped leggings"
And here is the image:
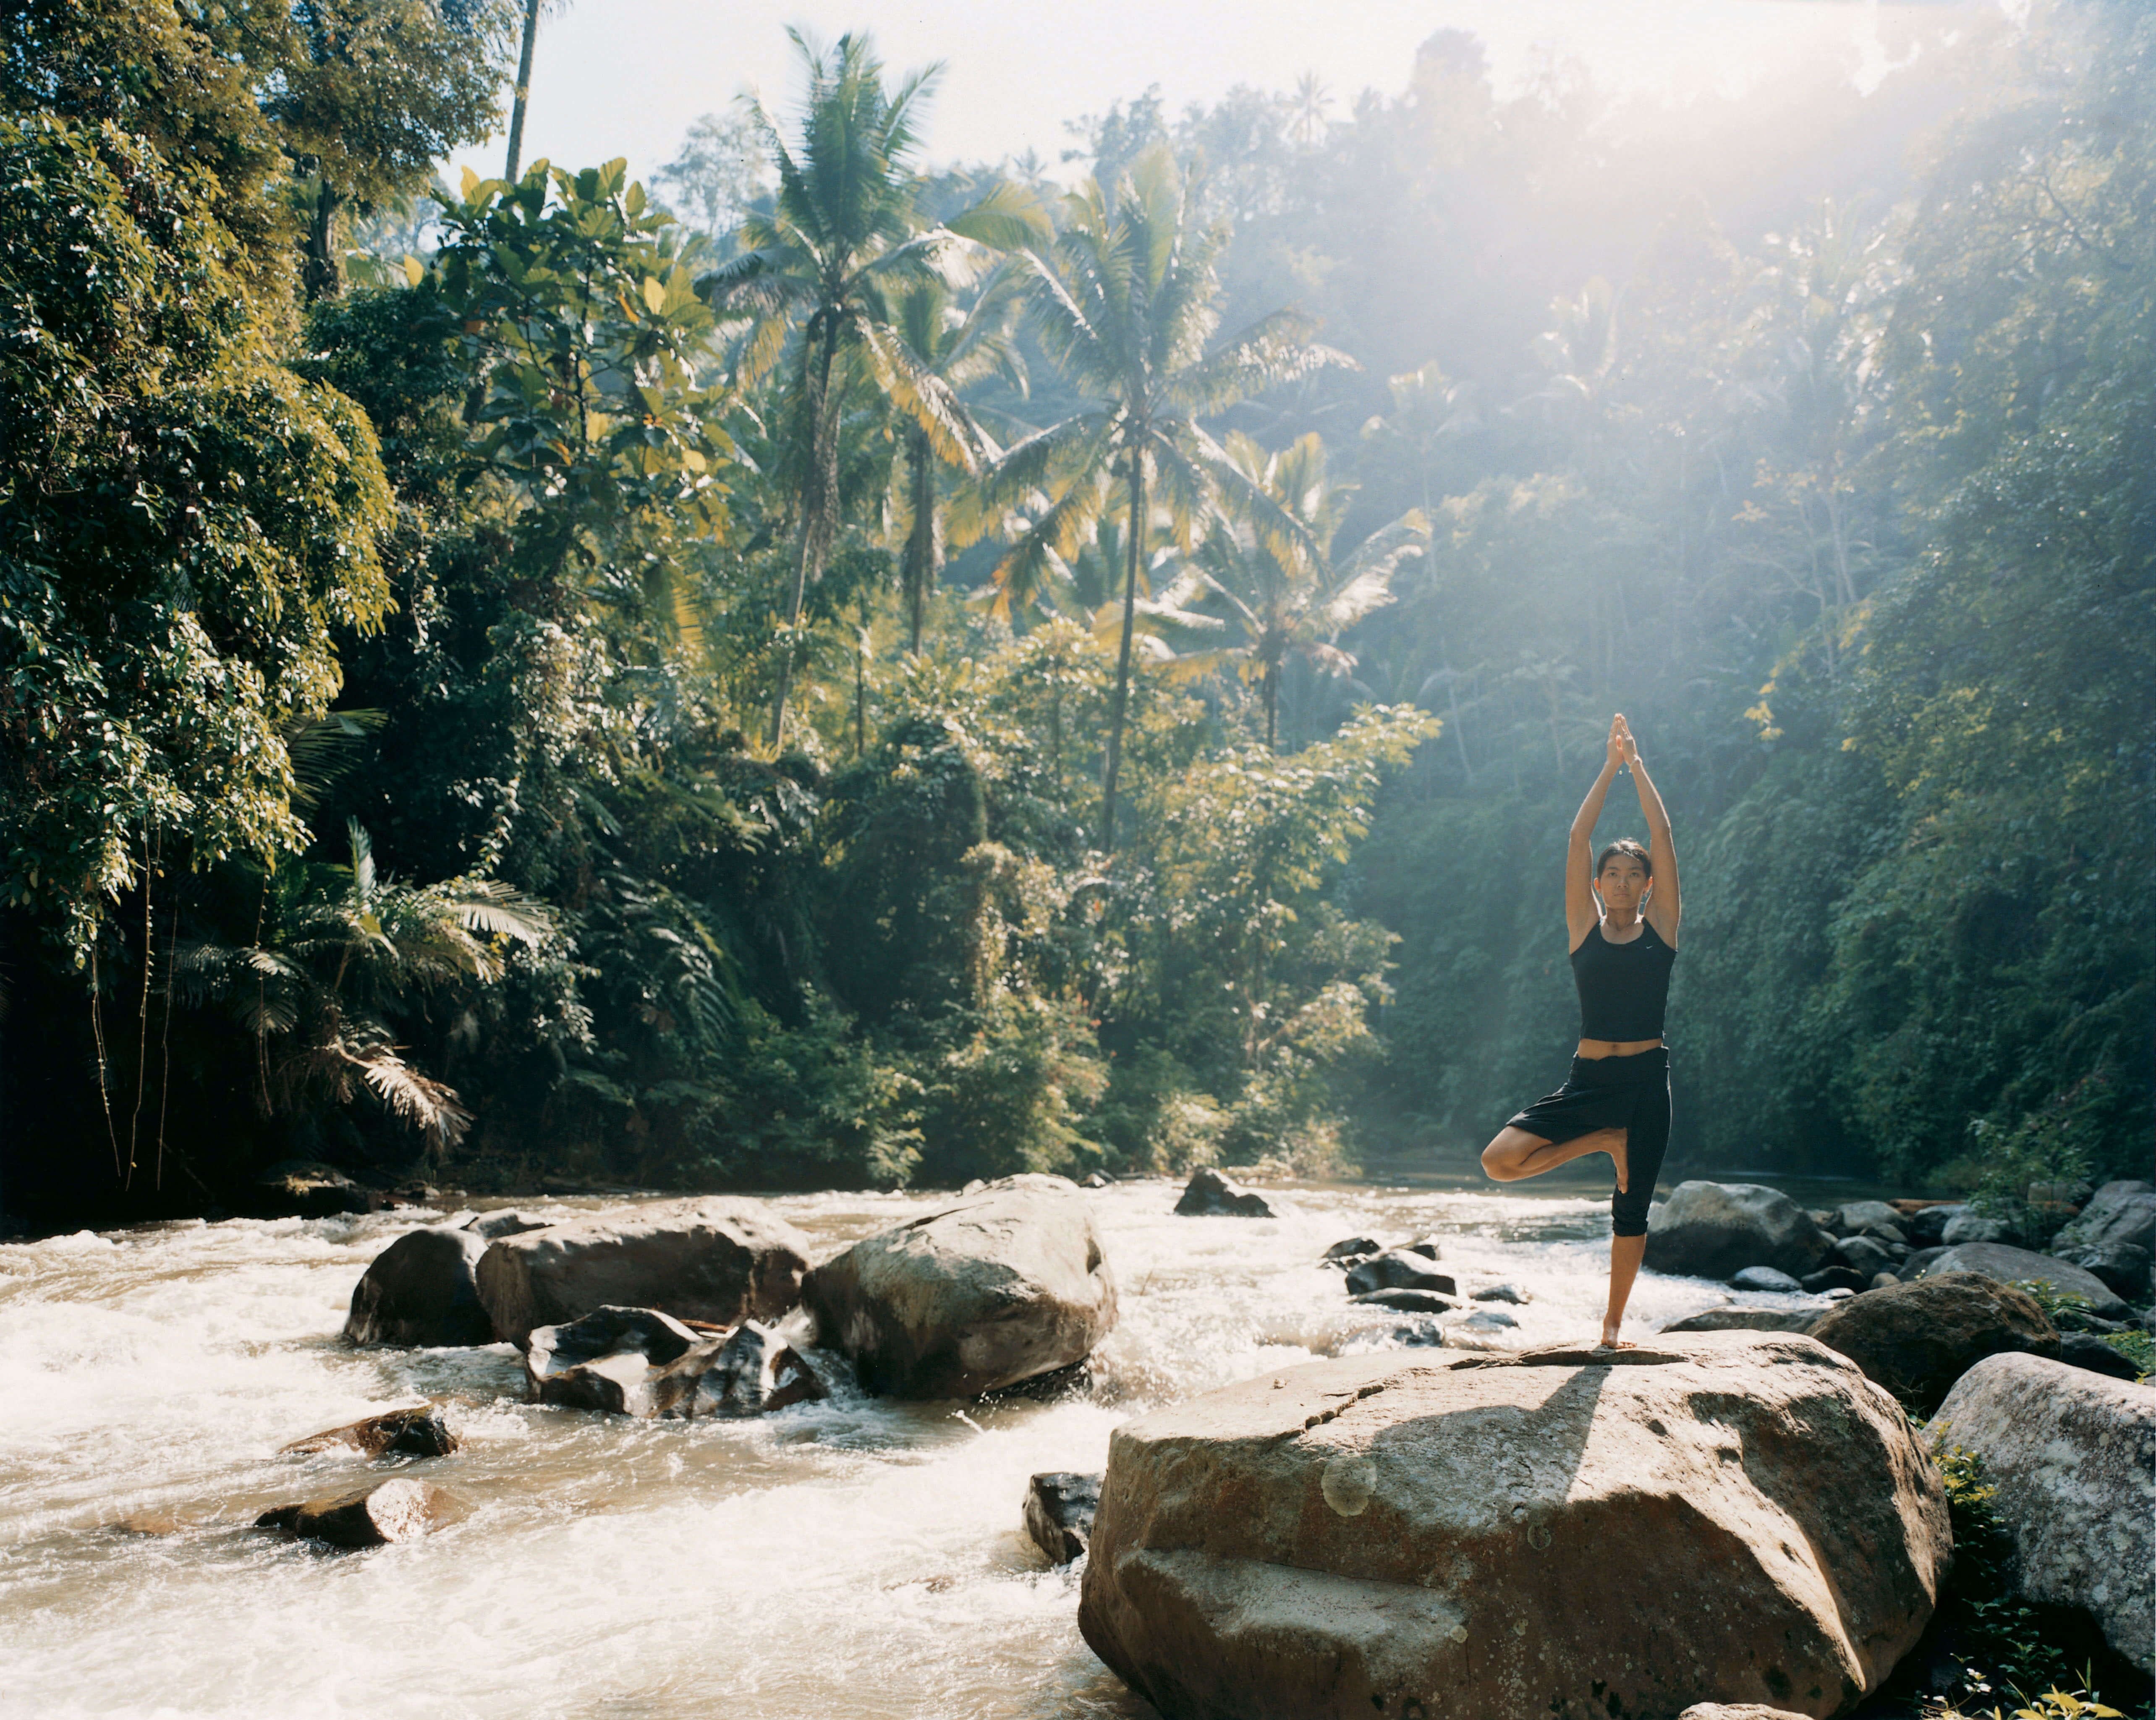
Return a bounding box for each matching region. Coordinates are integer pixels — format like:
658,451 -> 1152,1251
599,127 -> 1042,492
1503,1046 -> 1670,1237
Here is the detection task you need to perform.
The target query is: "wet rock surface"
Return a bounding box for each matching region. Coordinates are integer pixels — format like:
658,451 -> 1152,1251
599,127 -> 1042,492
2054,1332 -> 2143,1382
1172,1168 -> 1274,1218
475,1198 -> 813,1346
1729,1266 -> 1801,1293
1643,1182 -> 1834,1281
1659,1307 -> 1821,1336
676,1320 -> 825,1418
1344,1249 -> 1455,1298
1023,1470 -> 1100,1565
254,1478 -> 468,1549
1807,1273 -> 2057,1415
1350,1287 -> 1460,1315
804,1174 -> 1117,1399
1933,1352 -> 2155,1671
278,1404 -> 458,1459
1079,1333 -> 1948,1720
343,1226 -> 492,1348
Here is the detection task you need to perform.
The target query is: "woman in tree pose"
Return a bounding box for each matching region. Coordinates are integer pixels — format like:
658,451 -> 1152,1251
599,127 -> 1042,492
1481,713 -> 1680,1348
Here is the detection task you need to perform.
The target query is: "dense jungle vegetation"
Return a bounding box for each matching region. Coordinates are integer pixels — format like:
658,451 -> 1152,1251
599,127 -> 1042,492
0,0 -> 2148,1227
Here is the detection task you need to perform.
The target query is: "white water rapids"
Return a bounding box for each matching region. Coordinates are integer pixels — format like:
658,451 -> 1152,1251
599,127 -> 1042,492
0,1176 -> 1834,1720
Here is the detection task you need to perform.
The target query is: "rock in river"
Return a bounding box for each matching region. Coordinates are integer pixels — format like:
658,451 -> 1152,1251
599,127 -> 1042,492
1024,1470 -> 1101,1565
1078,1333 -> 1948,1720
805,1174 -> 1117,1399
1643,1182 -> 1834,1281
1344,1249 -> 1456,1299
1934,1352 -> 2155,1671
475,1198 -> 812,1346
255,1478 -> 468,1549
1660,1307 -> 1819,1336
1729,1266 -> 1802,1293
1173,1168 -> 1274,1218
1350,1288 -> 1460,1316
1919,1242 -> 2129,1320
526,1305 -> 704,1416
343,1225 -> 492,1348
279,1404 -> 458,1459
678,1319 -> 824,1418
1806,1273 -> 2057,1415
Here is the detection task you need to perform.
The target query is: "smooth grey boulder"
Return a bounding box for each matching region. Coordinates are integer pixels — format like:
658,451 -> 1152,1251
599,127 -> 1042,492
1024,1471 -> 1101,1565
1920,1242 -> 2129,1320
255,1478 -> 468,1549
1173,1168 -> 1274,1218
1344,1250 -> 1456,1299
1933,1352 -> 2155,1670
1899,1246 -> 1947,1281
343,1225 -> 492,1347
1730,1265 -> 1802,1293
1078,1335 -> 1949,1720
279,1404 -> 457,1459
475,1198 -> 812,1346
1643,1182 -> 1834,1281
1831,1236 -> 1895,1278
1660,1307 -> 1819,1335
804,1174 -> 1117,1399
1807,1273 -> 2057,1415
1940,1210 -> 2017,1248
2056,1243 -> 2153,1302
1471,1283 -> 1530,1304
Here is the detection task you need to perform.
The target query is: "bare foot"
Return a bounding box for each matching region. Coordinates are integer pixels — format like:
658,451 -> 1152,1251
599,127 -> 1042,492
1608,1132 -> 1629,1194
1597,1333 -> 1635,1350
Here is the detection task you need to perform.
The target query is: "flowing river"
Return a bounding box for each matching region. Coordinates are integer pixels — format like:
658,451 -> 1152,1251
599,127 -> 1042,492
0,1176 -> 1838,1720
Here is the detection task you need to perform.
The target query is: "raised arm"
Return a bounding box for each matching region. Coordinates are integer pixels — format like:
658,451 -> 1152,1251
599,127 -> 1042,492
1567,718 -> 1626,951
1614,715 -> 1680,946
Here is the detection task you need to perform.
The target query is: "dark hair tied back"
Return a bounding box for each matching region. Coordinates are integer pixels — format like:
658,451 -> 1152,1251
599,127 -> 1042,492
1596,838 -> 1652,878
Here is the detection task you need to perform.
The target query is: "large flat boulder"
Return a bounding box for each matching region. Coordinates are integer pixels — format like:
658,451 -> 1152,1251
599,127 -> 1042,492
1644,1182 -> 1834,1281
1078,1334 -> 1948,1720
1806,1273 -> 2057,1414
343,1225 -> 492,1347
1934,1353 -> 2155,1670
804,1174 -> 1116,1398
1918,1242 -> 2129,1320
474,1198 -> 812,1346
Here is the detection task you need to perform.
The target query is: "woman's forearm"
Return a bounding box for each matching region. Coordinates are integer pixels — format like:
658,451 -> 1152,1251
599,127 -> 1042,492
1628,756 -> 1672,836
1572,760 -> 1619,839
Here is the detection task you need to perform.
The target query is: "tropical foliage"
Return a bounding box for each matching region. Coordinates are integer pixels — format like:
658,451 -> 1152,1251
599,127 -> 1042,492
1,0 -> 2150,1226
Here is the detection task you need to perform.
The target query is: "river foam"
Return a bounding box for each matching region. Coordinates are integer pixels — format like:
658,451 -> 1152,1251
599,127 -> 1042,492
0,1179 -> 1821,1719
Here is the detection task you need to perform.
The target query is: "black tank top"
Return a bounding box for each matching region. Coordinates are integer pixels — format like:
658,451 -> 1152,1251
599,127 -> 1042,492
1570,918 -> 1676,1041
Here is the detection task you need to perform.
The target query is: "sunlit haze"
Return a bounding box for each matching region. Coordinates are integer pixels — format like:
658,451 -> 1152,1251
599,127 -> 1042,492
448,0 -> 1926,188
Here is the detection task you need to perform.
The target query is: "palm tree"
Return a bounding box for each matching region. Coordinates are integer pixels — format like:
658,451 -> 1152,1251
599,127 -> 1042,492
982,145 -> 1340,846
182,822 -> 552,1154
504,0 -> 568,182
697,31 -> 1044,746
889,264 -> 1028,653
1183,432 -> 1426,750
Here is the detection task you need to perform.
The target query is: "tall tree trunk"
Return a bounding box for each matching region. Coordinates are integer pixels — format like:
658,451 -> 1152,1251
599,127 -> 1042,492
905,425 -> 938,654
302,176 -> 341,302
505,0 -> 542,181
1099,450 -> 1147,850
769,324 -> 841,749
1264,660 -> 1278,751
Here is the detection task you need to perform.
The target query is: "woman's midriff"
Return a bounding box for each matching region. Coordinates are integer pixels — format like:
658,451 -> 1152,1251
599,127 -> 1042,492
1575,1037 -> 1665,1060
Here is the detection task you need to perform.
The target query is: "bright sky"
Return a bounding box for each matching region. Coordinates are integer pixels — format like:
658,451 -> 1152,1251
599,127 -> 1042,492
447,0 -> 1912,188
